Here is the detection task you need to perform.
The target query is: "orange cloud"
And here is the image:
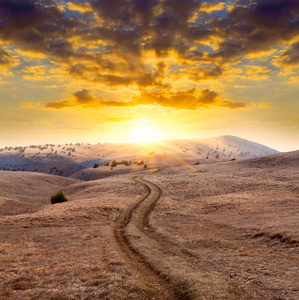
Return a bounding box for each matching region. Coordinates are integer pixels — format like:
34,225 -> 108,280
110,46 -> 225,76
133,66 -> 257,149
21,102 -> 40,109
45,88 -> 247,110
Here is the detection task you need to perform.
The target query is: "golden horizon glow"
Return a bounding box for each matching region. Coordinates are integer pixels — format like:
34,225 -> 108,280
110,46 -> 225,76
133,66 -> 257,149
129,119 -> 164,143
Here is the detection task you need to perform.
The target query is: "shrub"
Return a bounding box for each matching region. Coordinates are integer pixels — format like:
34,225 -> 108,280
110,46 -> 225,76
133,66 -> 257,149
111,160 -> 117,167
144,163 -> 148,169
93,163 -> 100,168
194,161 -> 200,165
51,191 -> 68,205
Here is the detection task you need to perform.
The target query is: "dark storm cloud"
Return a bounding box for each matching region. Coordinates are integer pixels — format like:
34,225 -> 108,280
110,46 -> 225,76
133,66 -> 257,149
0,0 -> 86,68
210,0 -> 299,60
1,0 -> 299,110
1,0 -> 299,62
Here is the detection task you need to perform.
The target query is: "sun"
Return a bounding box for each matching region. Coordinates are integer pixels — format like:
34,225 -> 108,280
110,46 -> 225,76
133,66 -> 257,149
129,120 -> 164,143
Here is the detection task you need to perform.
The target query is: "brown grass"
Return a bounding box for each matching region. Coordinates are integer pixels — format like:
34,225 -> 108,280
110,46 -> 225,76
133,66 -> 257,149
1,149 -> 298,299
147,158 -> 299,299
0,173 -> 150,299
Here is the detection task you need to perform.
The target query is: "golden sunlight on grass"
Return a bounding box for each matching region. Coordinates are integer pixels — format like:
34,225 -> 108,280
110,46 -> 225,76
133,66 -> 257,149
129,119 -> 164,143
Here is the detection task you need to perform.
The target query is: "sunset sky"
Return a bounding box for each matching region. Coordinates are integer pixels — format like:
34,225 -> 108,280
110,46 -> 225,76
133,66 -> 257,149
0,0 -> 298,151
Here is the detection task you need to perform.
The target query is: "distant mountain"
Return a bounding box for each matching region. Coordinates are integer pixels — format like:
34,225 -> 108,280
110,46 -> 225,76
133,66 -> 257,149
0,136 -> 279,177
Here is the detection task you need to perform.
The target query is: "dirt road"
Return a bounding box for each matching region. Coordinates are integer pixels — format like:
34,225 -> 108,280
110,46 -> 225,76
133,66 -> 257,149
113,174 -> 268,300
113,175 -> 178,300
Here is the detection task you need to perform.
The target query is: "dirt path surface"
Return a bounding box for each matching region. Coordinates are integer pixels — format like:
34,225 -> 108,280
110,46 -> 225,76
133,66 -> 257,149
113,175 -> 178,300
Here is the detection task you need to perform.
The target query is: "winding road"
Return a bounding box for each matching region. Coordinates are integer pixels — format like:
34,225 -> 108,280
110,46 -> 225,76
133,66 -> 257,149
114,174 -> 198,299
113,175 -> 177,299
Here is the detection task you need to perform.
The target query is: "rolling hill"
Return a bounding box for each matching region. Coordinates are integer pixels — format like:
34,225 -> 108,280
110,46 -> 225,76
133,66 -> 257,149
0,136 -> 278,178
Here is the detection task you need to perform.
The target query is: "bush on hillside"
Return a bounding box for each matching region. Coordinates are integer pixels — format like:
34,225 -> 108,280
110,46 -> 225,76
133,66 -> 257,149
51,191 -> 68,205
111,160 -> 118,167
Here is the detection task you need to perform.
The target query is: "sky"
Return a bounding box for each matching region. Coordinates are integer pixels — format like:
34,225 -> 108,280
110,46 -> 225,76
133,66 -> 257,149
0,0 -> 298,151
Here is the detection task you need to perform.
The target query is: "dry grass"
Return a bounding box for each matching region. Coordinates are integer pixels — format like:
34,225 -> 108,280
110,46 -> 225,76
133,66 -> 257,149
0,174 -> 150,299
147,156 -> 299,299
1,149 -> 298,299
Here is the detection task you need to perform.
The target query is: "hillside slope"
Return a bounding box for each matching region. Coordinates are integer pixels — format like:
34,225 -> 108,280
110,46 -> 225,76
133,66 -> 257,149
0,171 -> 79,216
237,149 -> 299,168
0,136 -> 278,177
169,135 -> 278,158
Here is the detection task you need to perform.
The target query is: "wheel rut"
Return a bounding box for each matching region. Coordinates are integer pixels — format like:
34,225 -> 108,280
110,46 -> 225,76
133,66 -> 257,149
113,175 -> 178,300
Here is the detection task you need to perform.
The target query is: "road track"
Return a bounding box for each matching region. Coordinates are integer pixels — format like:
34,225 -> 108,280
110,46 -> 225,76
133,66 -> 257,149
114,174 -> 202,299
113,175 -> 178,300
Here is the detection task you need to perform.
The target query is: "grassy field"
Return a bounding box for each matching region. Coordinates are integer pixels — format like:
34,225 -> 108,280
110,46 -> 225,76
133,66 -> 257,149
0,147 -> 298,299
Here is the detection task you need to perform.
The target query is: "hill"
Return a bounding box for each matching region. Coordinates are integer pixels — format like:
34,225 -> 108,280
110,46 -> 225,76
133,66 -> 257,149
0,171 -> 78,216
237,149 -> 299,168
0,136 -> 278,178
168,135 -> 278,158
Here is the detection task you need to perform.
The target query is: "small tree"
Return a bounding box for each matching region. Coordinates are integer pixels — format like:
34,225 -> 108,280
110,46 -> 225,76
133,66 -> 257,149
51,191 -> 68,205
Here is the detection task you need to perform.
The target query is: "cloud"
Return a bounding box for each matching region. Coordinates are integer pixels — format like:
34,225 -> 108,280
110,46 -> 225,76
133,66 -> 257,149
45,89 -> 136,109
245,65 -> 274,80
21,102 -> 40,108
45,88 -> 247,110
44,100 -> 76,109
20,64 -> 48,80
251,102 -> 272,108
137,88 -> 248,109
208,0 -> 299,62
200,2 -> 226,13
45,89 -> 100,109
276,41 -> 299,68
187,65 -> 223,81
67,2 -> 92,13
0,46 -> 19,70
1,0 -> 298,109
